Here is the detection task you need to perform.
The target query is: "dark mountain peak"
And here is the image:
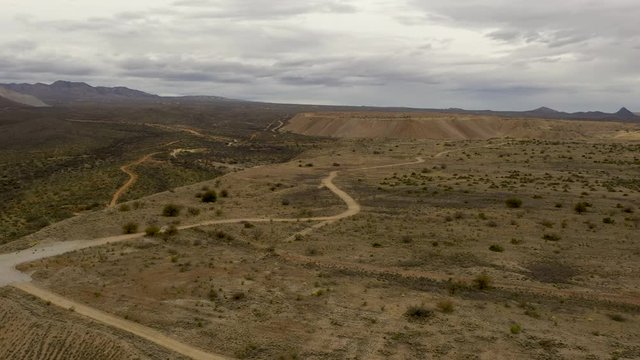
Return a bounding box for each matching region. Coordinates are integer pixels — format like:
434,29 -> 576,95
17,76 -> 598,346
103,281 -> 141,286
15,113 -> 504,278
531,106 -> 560,114
615,107 -> 636,118
51,80 -> 91,88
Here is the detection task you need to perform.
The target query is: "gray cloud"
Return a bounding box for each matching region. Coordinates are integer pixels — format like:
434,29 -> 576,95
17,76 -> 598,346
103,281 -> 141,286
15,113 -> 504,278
0,0 -> 638,111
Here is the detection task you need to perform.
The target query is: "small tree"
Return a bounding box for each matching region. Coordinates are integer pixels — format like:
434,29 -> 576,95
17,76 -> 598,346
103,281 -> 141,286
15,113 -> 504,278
122,222 -> 138,234
162,204 -> 181,217
505,198 -> 522,208
145,225 -> 160,237
201,190 -> 217,203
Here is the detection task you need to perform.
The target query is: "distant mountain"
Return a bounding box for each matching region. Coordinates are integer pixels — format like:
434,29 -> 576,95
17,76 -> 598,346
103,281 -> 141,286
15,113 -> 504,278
438,106 -> 639,123
0,81 -> 160,105
0,86 -> 49,107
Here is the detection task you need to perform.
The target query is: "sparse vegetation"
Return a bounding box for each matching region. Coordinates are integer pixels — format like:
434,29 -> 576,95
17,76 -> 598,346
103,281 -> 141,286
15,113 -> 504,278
201,190 -> 217,203
505,198 -> 522,208
122,222 -> 138,234
162,204 -> 181,217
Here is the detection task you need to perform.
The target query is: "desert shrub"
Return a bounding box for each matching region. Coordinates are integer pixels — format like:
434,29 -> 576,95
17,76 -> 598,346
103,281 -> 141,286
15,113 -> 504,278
405,305 -> 433,320
489,244 -> 504,252
505,198 -> 522,208
281,199 -> 290,206
220,189 -> 229,198
486,220 -> 498,227
371,242 -> 383,248
122,222 -> 138,234
164,225 -> 178,237
243,221 -> 254,228
118,204 -> 130,212
162,204 -> 181,217
474,273 -> 492,290
542,233 -> 561,241
401,235 -> 413,244
574,202 -> 590,214
187,207 -> 201,216
608,314 -> 626,322
436,300 -> 455,313
201,190 -> 217,203
232,292 -> 245,300
510,323 -> 522,334
208,288 -> 218,301
602,217 -> 615,224
144,225 -> 160,237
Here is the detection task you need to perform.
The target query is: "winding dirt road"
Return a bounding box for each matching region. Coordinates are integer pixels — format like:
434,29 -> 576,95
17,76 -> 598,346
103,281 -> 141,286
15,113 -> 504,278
109,153 -> 158,208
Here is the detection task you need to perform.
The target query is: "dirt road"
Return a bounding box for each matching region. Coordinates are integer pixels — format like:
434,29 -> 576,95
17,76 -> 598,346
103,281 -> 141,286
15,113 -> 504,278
109,153 -> 158,208
13,283 -> 226,360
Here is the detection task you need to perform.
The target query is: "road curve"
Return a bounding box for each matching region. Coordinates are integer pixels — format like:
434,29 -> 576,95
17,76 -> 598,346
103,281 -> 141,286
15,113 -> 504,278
109,153 -> 158,208
13,282 -> 227,360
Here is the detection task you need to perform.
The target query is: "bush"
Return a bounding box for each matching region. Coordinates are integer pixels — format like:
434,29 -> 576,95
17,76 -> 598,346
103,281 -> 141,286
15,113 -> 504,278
220,189 -> 229,198
436,300 -> 454,313
281,199 -> 290,206
510,323 -> 522,334
122,222 -> 138,234
162,204 -> 181,217
542,233 -> 561,241
474,273 -> 492,290
574,202 -> 590,214
505,198 -> 522,208
405,305 -> 433,320
489,244 -> 504,252
144,226 -> 160,237
118,204 -> 130,212
201,190 -> 217,203
602,217 -> 615,224
188,207 -> 201,216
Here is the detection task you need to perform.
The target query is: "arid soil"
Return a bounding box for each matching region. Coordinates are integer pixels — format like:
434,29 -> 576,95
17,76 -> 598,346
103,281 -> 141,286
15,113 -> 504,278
7,133 -> 639,359
283,112 -> 640,140
0,287 -> 187,360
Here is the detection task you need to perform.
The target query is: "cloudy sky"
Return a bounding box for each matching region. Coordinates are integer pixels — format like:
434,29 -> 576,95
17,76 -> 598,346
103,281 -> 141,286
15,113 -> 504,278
1,0 -> 639,111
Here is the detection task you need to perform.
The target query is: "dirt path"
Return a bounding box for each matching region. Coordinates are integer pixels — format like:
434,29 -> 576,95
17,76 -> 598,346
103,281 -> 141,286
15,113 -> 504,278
109,153 -> 158,208
12,283 -> 226,360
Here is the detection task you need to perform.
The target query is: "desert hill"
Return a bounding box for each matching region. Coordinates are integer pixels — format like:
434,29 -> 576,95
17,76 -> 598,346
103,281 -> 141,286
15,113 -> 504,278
0,81 -> 160,106
283,112 -> 640,140
0,86 -> 49,107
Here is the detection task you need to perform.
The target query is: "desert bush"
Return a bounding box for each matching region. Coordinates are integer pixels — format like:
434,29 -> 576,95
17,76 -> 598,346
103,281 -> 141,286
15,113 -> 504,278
505,198 -> 522,208
436,300 -> 455,313
281,199 -> 290,206
232,292 -> 245,300
201,190 -> 217,203
118,204 -> 130,212
144,225 -> 160,237
608,314 -> 626,322
187,207 -> 201,216
220,189 -> 229,198
405,305 -> 433,320
164,225 -> 178,237
474,273 -> 492,290
489,244 -> 504,252
602,217 -> 615,224
162,204 -> 181,217
122,222 -> 138,234
542,233 -> 561,241
574,202 -> 590,214
400,235 -> 413,243
510,323 -> 522,334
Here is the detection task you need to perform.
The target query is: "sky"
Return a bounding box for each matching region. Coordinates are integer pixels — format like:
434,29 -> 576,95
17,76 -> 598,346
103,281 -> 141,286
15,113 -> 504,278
1,0 -> 639,111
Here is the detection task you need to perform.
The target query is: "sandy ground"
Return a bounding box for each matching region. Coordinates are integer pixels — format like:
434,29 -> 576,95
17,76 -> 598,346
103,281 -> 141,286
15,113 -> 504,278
283,112 -> 640,140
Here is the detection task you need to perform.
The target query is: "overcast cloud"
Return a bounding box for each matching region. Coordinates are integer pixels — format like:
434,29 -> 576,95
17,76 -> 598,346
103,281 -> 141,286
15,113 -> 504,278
1,0 -> 638,111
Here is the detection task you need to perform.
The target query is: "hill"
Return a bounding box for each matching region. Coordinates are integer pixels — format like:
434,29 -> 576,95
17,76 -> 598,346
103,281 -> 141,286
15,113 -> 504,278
0,87 -> 49,107
0,81 -> 161,106
283,112 -> 640,140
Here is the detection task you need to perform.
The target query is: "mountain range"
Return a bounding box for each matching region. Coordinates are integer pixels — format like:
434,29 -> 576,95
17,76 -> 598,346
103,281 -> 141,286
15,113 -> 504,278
0,80 -> 638,122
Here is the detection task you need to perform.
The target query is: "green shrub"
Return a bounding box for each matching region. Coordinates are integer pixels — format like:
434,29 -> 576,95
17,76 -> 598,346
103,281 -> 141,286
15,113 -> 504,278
474,273 -> 492,290
489,244 -> 504,252
201,190 -> 217,203
405,305 -> 433,320
220,189 -> 229,198
505,198 -> 522,208
436,300 -> 455,313
510,323 -> 522,334
574,202 -> 590,214
162,204 -> 181,217
602,217 -> 615,224
122,222 -> 138,234
144,225 -> 160,237
118,204 -> 130,212
542,233 -> 561,241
